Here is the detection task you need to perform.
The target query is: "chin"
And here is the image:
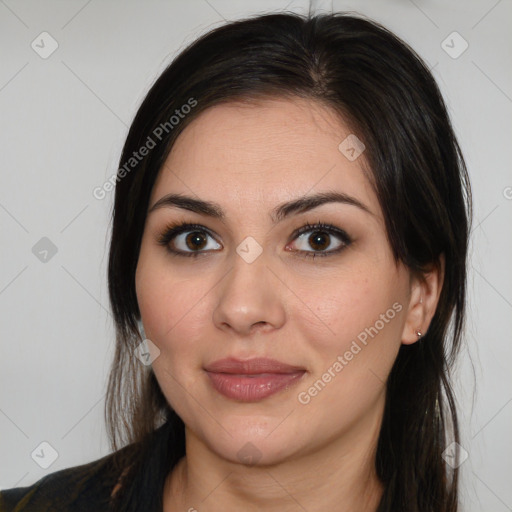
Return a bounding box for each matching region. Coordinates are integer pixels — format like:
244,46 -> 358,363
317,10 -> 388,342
189,413 -> 306,467
215,435 -> 299,467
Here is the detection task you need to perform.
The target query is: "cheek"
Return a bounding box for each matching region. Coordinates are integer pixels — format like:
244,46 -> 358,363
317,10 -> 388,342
136,255 -> 213,413
292,265 -> 404,353
135,248 -> 218,368
293,277 -> 405,423
290,265 -> 407,412
137,240 -> 189,333
137,271 -> 209,349
308,270 -> 406,386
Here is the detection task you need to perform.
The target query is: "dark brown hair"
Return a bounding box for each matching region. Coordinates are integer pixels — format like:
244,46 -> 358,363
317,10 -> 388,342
105,11 -> 471,511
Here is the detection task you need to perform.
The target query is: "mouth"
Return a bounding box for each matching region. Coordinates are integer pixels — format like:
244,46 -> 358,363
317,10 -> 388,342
204,357 -> 307,402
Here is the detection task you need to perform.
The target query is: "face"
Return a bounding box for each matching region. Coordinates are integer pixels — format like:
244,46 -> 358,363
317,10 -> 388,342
135,97 -> 420,466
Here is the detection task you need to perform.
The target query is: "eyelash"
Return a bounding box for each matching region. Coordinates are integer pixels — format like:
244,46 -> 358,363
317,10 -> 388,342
156,221 -> 352,260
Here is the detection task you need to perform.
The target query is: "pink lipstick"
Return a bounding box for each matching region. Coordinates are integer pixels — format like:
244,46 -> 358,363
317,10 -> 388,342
204,357 -> 306,402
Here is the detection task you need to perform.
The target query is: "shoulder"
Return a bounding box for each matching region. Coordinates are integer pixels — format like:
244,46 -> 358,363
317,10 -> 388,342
0,449 -> 126,512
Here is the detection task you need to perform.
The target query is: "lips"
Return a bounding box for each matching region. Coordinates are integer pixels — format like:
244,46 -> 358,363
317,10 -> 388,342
204,357 -> 306,402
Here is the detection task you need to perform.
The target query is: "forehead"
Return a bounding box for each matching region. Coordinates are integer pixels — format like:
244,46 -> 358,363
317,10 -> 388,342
150,96 -> 378,218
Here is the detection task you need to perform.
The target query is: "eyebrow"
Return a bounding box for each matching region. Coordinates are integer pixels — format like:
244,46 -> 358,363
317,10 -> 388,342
148,190 -> 373,222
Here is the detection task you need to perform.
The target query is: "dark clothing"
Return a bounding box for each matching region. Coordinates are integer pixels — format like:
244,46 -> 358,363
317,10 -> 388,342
0,450 -> 122,511
0,418 -> 184,512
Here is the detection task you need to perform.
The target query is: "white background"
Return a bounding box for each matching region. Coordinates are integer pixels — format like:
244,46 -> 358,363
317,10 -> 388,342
1,0 -> 511,510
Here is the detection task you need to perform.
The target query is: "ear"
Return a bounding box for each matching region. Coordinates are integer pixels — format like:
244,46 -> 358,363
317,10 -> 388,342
401,254 -> 445,345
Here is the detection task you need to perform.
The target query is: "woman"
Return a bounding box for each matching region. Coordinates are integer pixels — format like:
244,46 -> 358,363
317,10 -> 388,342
0,10 -> 471,512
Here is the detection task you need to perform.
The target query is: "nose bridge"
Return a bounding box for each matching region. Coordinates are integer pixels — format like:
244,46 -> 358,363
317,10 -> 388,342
212,241 -> 286,334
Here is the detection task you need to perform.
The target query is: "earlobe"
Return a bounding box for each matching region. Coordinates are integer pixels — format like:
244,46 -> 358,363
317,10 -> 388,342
401,255 -> 445,345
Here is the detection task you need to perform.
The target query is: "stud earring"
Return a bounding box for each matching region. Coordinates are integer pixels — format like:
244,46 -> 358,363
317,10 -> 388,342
415,329 -> 423,338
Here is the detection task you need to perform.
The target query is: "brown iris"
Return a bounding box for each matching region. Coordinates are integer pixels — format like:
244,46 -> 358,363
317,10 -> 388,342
308,231 -> 330,251
186,232 -> 208,250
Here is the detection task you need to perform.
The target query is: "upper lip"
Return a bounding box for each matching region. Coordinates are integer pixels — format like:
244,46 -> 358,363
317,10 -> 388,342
204,357 -> 305,374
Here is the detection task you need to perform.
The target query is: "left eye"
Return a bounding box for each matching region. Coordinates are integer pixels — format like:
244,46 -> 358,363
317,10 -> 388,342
293,230 -> 341,251
287,223 -> 351,257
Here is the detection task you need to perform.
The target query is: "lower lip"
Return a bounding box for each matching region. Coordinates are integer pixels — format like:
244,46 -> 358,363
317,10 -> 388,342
205,371 -> 305,402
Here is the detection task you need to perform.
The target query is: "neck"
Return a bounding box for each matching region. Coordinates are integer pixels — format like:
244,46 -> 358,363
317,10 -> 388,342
163,409 -> 384,512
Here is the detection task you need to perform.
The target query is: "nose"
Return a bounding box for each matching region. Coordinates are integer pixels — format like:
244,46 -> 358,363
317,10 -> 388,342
212,248 -> 286,337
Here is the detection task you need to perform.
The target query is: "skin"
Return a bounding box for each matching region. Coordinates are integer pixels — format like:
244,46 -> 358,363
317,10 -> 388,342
134,97 -> 443,511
